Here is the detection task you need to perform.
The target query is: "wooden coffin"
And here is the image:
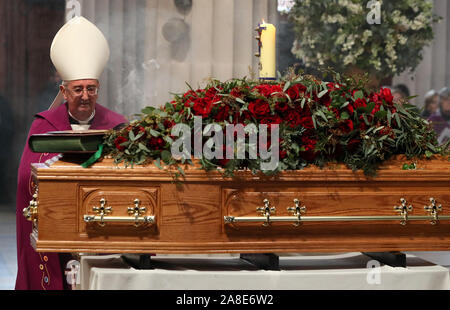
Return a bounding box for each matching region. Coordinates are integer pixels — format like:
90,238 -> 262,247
26,156 -> 450,254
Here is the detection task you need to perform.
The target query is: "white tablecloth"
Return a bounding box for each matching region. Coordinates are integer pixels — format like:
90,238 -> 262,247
79,253 -> 450,290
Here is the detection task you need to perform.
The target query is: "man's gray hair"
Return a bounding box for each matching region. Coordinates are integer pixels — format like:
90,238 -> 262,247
439,87 -> 450,100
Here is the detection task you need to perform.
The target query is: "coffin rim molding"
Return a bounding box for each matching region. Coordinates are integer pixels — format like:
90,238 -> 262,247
31,155 -> 450,182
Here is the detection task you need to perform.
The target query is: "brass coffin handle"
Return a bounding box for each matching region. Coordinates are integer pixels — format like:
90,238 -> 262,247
424,197 -> 443,225
23,189 -> 39,222
287,199 -> 307,227
256,199 -> 276,226
83,198 -> 155,227
224,198 -> 450,226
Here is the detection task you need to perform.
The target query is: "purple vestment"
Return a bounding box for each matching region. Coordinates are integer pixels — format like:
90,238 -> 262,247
428,113 -> 450,144
15,102 -> 127,290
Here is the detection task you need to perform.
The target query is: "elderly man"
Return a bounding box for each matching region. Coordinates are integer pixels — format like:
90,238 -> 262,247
428,87 -> 450,144
15,17 -> 127,290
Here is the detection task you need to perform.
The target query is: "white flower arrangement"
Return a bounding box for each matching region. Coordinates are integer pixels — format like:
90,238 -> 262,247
288,0 -> 441,79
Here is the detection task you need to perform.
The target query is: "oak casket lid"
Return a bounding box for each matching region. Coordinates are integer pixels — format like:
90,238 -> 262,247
31,155 -> 450,182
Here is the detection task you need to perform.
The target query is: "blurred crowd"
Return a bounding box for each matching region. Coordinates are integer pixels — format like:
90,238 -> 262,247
388,84 -> 450,145
424,87 -> 450,144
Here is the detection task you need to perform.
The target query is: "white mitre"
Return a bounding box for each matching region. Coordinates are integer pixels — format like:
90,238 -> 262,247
48,16 -> 110,110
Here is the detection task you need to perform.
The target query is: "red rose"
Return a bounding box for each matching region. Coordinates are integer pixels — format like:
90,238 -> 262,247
148,137 -> 165,150
233,110 -> 253,124
358,114 -> 373,130
248,99 -> 271,118
163,119 -> 175,129
339,119 -> 354,134
286,83 -> 306,100
300,115 -> 314,129
319,92 -> 332,107
347,104 -> 354,114
213,103 -> 231,122
114,136 -> 128,151
260,114 -> 282,127
299,134 -> 318,161
230,87 -> 242,98
253,84 -> 283,98
279,149 -> 287,159
192,98 -> 213,117
370,92 -> 382,105
326,82 -> 341,92
285,109 -> 302,128
371,102 -> 382,115
353,98 -> 367,109
380,87 -> 394,104
205,87 -> 222,103
183,89 -> 198,99
301,134 -> 317,152
275,100 -> 289,113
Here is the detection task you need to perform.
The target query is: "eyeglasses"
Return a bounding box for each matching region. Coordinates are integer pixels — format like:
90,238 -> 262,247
66,86 -> 98,97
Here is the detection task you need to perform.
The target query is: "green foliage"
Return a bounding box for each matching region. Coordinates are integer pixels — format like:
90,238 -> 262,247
102,71 -> 446,179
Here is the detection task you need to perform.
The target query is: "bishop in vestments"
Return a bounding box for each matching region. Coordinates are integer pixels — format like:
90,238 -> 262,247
15,16 -> 127,290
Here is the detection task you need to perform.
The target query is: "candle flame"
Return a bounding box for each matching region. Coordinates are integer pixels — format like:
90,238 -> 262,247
261,18 -> 265,24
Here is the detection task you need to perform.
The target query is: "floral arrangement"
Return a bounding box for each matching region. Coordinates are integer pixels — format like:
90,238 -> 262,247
102,70 -> 446,178
288,0 -> 441,78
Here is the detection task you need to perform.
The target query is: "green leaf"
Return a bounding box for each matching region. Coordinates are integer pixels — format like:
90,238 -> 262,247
394,113 -> 401,128
353,90 -> 364,100
406,95 -> 419,100
374,110 -> 387,119
318,89 -> 328,98
283,81 -> 291,92
373,126 -> 384,134
138,143 -> 151,152
177,166 -> 185,176
340,101 -> 349,109
316,109 -> 328,122
362,114 -> 370,125
340,111 -> 350,120
387,109 -> 392,127
150,129 -> 160,137
301,97 -> 306,108
128,130 -> 138,141
165,102 -> 174,112
154,158 -> 162,169
235,97 -> 246,104
311,114 -> 317,129
291,142 -> 300,153
366,102 -> 375,113
161,150 -> 172,164
163,135 -> 174,144
133,131 -> 145,141
141,106 -> 155,114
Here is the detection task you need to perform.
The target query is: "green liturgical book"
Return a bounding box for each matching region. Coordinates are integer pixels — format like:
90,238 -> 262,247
29,130 -> 108,153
